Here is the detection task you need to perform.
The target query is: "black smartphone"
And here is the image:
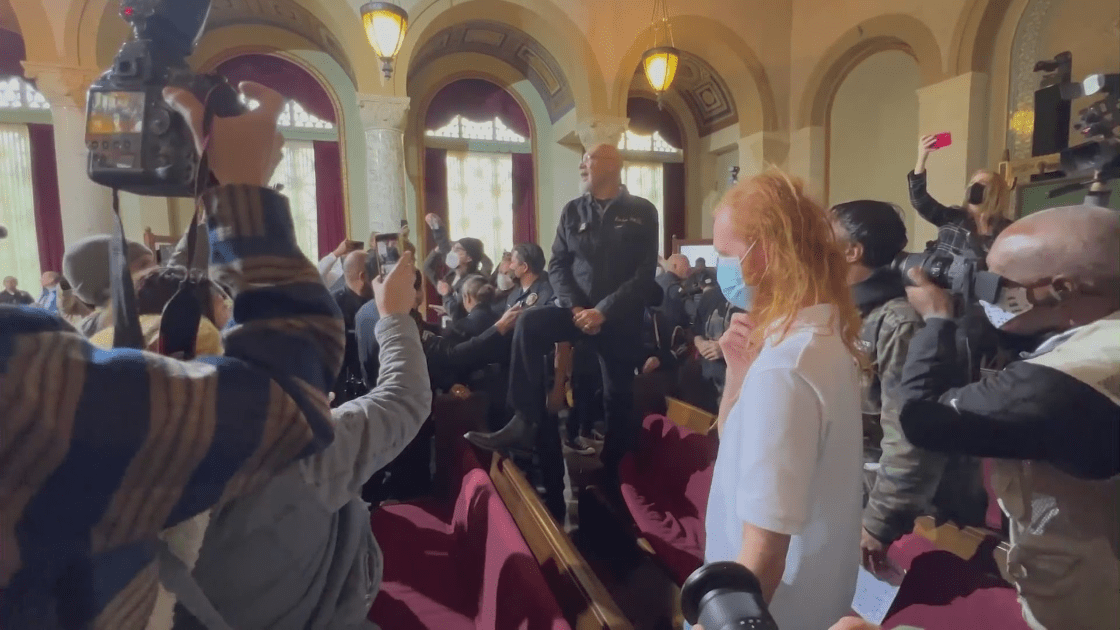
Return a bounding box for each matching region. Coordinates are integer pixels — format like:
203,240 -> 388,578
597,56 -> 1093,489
373,233 -> 401,279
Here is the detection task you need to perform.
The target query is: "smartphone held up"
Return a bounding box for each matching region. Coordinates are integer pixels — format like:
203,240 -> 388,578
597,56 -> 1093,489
371,233 -> 402,279
931,132 -> 952,149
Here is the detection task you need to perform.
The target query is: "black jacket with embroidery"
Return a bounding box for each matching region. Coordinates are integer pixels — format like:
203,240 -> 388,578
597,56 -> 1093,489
548,188 -> 659,324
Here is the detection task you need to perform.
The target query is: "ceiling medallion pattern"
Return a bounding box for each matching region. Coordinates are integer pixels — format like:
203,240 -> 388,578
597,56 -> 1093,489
636,52 -> 737,136
410,20 -> 575,123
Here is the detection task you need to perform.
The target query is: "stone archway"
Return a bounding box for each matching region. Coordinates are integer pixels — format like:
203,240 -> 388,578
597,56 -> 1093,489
398,0 -> 607,115
612,14 -> 778,136
797,13 -> 944,131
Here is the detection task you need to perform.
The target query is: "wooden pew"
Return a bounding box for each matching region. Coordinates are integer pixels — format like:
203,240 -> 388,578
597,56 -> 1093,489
488,453 -> 633,630
665,396 -> 716,436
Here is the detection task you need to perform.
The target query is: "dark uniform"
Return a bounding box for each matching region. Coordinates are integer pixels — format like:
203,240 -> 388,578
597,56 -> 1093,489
506,187 -> 658,516
0,289 -> 34,306
330,285 -> 371,406
853,268 -> 987,546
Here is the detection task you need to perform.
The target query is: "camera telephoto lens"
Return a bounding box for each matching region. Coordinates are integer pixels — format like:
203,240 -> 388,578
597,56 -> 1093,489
681,562 -> 780,630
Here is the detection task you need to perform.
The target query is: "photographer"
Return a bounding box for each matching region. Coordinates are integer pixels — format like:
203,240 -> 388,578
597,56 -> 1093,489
899,204 -> 1120,630
183,252 -> 430,630
830,200 -> 987,572
0,82 -> 344,628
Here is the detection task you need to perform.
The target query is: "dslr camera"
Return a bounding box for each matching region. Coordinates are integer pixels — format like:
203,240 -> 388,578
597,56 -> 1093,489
892,248 -> 1002,305
86,0 -> 242,197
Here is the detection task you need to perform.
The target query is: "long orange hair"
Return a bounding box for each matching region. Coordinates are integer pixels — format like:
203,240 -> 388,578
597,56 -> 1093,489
718,169 -> 866,368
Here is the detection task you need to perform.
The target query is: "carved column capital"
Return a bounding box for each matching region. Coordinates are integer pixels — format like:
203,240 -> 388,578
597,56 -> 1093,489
21,62 -> 104,110
576,115 -> 629,151
357,94 -> 410,131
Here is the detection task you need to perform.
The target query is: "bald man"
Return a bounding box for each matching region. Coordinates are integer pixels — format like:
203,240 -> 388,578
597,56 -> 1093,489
331,250 -> 373,405
466,142 -> 660,520
898,204 -> 1120,630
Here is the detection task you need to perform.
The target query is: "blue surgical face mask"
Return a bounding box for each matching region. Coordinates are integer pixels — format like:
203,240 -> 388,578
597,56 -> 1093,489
716,242 -> 758,310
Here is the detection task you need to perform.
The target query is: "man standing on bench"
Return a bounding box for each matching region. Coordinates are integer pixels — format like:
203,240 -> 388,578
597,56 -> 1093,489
466,143 -> 659,521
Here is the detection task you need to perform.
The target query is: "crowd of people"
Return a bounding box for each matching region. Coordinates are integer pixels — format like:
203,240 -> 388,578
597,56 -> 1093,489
1,80 -> 1117,630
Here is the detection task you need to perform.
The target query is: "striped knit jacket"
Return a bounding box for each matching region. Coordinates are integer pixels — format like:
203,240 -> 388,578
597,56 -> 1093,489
0,185 -> 344,629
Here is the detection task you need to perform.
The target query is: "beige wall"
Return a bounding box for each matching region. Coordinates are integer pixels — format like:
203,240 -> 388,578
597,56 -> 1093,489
829,51 -> 921,243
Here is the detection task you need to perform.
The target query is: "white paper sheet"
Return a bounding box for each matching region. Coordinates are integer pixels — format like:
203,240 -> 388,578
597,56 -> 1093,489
851,564 -> 904,624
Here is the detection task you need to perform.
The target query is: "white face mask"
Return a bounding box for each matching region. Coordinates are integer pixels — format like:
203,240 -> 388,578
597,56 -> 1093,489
445,251 -> 461,269
980,286 -> 1035,329
496,273 -> 515,292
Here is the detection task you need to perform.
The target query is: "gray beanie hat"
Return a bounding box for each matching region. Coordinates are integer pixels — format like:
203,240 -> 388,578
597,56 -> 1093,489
63,235 -> 153,307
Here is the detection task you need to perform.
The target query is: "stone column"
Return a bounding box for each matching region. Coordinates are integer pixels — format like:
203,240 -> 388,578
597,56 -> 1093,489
22,62 -> 116,247
576,115 -> 629,151
357,94 -> 410,235
788,126 -> 827,202
915,72 -> 990,246
737,131 -> 791,180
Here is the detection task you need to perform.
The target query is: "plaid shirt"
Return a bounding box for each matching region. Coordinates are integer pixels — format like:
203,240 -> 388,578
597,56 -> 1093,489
0,185 -> 344,629
906,170 -> 1009,259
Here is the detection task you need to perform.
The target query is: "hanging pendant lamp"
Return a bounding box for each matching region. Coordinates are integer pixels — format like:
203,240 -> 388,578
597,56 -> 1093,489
361,2 -> 409,80
641,0 -> 680,108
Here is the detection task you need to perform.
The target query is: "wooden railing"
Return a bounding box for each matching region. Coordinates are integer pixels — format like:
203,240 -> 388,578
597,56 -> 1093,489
488,453 -> 634,630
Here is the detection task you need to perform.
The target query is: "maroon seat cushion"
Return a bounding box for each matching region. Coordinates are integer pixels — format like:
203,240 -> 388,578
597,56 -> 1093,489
883,550 -> 1028,630
370,460 -> 572,630
620,415 -> 718,584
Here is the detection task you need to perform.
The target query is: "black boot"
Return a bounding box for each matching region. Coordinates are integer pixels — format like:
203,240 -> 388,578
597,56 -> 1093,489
464,412 -> 536,452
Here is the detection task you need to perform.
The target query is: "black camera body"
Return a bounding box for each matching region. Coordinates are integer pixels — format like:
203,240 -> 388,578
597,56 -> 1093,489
681,562 -> 779,630
86,0 -> 242,197
893,248 -> 1002,305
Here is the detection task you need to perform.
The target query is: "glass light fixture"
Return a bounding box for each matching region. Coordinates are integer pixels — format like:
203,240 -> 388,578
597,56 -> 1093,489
361,2 -> 409,80
641,0 -> 679,107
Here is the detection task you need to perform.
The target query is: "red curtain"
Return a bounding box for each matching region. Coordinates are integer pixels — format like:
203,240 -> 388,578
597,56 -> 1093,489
313,141 -> 346,259
215,54 -> 336,123
27,123 -> 64,273
425,78 -> 530,139
627,97 -> 683,150
663,162 -> 686,258
423,148 -> 449,321
511,153 -> 535,246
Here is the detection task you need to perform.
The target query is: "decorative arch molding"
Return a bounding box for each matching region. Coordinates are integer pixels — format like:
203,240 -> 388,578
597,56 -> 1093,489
409,20 -> 573,123
628,50 -> 736,137
797,13 -> 945,130
398,0 -> 606,113
69,0 -> 369,91
612,14 -> 777,135
5,0 -> 56,63
949,0 -> 1019,75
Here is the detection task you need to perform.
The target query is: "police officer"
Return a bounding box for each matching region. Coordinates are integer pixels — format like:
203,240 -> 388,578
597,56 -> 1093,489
465,143 -> 659,519
502,243 -> 554,311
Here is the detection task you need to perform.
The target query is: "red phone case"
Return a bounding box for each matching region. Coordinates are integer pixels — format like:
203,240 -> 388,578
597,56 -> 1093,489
932,132 -> 952,149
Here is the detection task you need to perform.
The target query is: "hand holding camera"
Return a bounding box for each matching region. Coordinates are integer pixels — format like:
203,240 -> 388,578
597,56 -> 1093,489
904,267 -> 954,320
915,133 -> 950,174
162,82 -> 285,189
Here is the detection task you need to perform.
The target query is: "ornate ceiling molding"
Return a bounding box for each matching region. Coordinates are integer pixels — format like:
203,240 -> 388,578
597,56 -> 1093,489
206,0 -> 357,88
633,51 -> 738,137
410,20 -> 574,123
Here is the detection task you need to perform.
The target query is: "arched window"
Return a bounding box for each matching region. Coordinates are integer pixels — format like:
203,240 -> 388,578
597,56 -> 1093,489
0,76 -> 53,292
622,97 -> 685,256
226,54 -> 344,262
423,79 -> 534,265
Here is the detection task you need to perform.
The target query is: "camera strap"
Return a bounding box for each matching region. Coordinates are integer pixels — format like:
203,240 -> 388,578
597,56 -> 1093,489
109,187 -> 145,350
157,91 -> 221,360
